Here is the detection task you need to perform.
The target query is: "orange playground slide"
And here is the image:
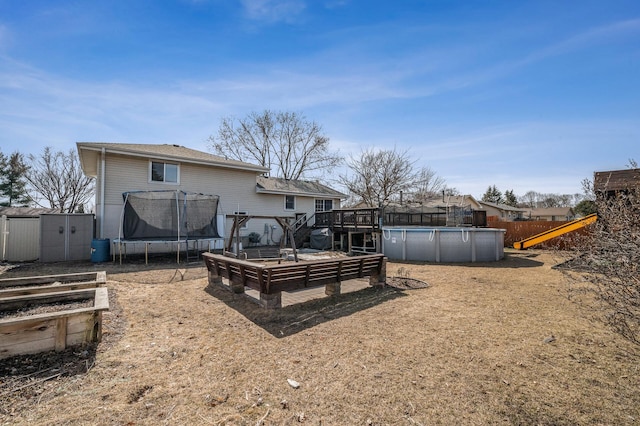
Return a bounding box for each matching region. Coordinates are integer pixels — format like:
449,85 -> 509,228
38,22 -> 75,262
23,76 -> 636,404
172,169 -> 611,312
513,213 -> 597,250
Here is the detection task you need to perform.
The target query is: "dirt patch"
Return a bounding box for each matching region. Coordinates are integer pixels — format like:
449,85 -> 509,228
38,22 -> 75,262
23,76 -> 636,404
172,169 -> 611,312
0,299 -> 94,319
386,277 -> 430,290
0,249 -> 638,425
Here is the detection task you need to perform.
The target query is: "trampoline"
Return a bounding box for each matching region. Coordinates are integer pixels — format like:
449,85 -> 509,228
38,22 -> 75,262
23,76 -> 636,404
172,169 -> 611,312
113,190 -> 223,263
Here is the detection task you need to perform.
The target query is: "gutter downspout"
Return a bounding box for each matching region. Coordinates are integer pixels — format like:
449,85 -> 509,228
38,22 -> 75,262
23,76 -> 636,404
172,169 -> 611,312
100,147 -> 106,238
1,215 -> 7,261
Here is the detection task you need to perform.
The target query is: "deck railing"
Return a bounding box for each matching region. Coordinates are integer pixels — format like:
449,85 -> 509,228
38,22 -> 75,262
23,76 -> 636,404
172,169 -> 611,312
314,206 -> 484,230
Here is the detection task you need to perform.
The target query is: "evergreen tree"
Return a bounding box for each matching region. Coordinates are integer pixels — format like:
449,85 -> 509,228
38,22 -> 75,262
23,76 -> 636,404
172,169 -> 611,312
481,185 -> 503,204
0,151 -> 31,207
574,199 -> 597,216
504,189 -> 518,207
0,151 -> 5,205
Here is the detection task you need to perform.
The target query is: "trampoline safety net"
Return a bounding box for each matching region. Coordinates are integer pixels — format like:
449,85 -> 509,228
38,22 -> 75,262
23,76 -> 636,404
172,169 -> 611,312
122,190 -> 220,240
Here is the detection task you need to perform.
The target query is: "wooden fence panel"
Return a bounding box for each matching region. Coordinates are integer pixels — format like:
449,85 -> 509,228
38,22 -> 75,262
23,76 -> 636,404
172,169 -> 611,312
488,220 -> 590,249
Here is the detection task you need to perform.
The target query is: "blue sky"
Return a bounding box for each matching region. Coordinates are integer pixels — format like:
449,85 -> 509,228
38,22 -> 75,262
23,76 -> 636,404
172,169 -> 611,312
0,0 -> 638,199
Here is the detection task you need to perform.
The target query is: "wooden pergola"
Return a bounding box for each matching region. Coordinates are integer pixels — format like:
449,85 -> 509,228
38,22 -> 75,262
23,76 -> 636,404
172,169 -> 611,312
226,214 -> 299,261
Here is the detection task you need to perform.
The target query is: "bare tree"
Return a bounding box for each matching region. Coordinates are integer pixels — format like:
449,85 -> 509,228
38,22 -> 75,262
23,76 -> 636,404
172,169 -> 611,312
338,147 -> 443,207
519,190 -> 539,208
209,110 -> 342,180
412,167 -> 447,201
519,191 -> 580,208
26,147 -> 95,213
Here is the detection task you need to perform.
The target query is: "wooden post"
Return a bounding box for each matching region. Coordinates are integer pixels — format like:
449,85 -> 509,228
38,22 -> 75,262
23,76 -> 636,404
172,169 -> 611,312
325,282 -> 341,296
55,317 -> 68,351
260,291 -> 282,309
208,269 -> 222,286
369,257 -> 387,287
235,217 -> 241,257
229,278 -> 245,294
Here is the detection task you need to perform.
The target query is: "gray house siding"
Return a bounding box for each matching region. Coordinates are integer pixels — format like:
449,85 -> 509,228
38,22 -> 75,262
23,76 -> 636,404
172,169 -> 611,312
97,152 -> 260,243
79,143 -> 345,255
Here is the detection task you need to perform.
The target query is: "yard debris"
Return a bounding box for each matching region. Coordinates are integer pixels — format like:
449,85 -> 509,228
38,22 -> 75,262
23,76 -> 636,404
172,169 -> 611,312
204,393 -> 228,407
287,379 -> 300,389
255,408 -> 270,425
127,385 -> 153,404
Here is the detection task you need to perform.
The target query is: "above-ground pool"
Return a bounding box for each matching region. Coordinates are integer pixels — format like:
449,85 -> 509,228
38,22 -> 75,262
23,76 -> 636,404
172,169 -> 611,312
381,227 -> 505,262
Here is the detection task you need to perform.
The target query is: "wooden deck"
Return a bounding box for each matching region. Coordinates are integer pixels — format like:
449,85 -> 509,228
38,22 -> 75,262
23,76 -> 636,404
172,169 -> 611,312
203,252 -> 386,309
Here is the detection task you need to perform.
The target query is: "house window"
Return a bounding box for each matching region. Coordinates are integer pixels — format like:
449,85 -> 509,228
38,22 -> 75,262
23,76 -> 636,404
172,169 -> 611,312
284,195 -> 296,211
150,161 -> 179,184
315,199 -> 333,212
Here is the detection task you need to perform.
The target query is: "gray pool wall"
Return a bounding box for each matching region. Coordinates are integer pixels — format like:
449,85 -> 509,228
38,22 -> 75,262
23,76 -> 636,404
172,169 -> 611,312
381,227 -> 505,262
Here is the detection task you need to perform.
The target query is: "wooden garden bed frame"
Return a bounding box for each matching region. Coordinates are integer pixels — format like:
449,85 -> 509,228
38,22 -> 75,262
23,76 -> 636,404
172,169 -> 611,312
203,252 -> 387,309
0,271 -> 106,298
0,273 -> 109,359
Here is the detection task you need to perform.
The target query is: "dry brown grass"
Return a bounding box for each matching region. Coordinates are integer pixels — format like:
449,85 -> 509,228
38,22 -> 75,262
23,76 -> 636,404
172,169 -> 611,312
1,249 -> 639,425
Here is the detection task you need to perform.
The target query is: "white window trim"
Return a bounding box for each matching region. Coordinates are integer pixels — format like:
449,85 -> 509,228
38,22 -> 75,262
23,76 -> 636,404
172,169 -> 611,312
149,160 -> 180,185
315,198 -> 333,212
284,195 -> 296,211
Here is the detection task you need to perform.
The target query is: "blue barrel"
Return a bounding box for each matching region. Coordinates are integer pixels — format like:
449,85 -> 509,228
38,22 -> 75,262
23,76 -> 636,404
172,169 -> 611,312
91,238 -> 110,263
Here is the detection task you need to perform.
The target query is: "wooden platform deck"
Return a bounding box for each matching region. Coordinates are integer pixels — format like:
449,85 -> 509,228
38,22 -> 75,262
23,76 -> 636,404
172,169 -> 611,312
203,252 -> 386,309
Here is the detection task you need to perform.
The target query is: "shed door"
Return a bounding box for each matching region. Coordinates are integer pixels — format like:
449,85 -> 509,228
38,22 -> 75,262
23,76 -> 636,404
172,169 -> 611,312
40,214 -> 94,262
68,215 -> 93,260
40,215 -> 68,262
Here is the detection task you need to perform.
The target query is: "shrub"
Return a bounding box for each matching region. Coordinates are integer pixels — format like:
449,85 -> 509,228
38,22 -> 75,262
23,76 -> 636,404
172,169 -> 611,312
564,186 -> 640,344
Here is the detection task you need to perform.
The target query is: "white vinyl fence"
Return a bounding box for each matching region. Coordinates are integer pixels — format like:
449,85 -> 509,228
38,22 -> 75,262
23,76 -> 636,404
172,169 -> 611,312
0,215 -> 40,262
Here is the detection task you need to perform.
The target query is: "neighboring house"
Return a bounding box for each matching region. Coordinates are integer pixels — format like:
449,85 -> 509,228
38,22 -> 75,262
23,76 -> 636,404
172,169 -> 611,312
527,207 -> 575,221
477,201 -> 528,221
421,194 -> 484,210
76,142 -> 345,251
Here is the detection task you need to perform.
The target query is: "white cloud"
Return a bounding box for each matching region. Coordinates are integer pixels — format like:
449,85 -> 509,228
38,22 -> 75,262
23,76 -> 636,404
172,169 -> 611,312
522,18 -> 640,65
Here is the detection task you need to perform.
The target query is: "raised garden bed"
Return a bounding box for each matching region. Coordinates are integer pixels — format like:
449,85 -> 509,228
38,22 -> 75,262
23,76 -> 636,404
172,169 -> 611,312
0,271 -> 106,298
0,285 -> 109,359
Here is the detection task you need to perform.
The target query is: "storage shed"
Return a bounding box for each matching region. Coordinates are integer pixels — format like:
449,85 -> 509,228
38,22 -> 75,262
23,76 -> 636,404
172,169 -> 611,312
0,207 -> 57,262
39,214 -> 94,262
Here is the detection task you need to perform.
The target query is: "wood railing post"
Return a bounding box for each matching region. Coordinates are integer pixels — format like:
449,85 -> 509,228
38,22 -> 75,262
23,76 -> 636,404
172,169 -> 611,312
369,256 -> 386,287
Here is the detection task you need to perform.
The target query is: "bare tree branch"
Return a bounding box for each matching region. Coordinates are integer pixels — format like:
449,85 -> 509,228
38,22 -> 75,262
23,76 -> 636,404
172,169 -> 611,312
338,147 -> 444,208
26,147 -> 95,213
209,110 -> 341,181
